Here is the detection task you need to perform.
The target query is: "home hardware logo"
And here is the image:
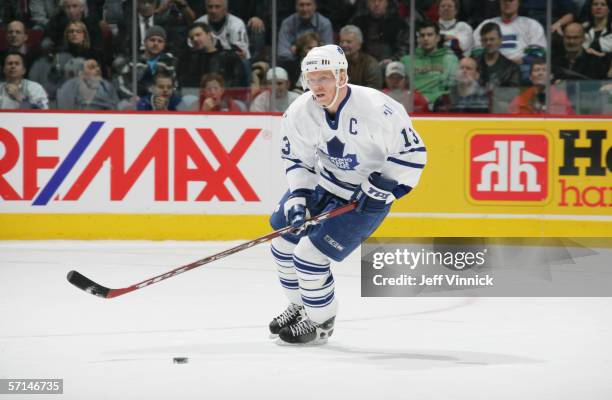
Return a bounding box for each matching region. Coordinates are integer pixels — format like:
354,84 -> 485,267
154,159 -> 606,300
469,134 -> 548,201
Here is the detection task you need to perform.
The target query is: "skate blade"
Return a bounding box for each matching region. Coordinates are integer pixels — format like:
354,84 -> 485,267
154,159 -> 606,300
274,337 -> 328,346
269,333 -> 279,339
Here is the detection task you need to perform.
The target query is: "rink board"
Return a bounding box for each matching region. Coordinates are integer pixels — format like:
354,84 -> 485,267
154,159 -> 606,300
0,112 -> 610,239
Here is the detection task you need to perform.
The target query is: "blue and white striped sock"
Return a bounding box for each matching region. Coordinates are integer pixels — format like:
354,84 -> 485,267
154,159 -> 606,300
293,238 -> 338,324
270,237 -> 302,305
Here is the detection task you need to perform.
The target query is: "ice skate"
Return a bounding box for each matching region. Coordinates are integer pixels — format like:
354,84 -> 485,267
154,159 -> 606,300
269,303 -> 305,336
278,316 -> 335,345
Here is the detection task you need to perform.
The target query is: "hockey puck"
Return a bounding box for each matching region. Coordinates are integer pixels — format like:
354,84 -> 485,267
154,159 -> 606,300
173,357 -> 188,364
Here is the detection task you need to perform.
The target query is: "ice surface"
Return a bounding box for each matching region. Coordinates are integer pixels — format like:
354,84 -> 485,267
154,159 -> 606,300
1,241 -> 611,399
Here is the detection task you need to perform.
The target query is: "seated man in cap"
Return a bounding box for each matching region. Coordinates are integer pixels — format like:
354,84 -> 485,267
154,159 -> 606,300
383,61 -> 429,113
249,66 -> 299,112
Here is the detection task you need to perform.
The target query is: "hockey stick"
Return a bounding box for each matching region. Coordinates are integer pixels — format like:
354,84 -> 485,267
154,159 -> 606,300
67,202 -> 357,299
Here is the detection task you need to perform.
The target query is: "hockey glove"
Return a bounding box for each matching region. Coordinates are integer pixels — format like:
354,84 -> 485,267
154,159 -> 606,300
351,172 -> 397,214
284,189 -> 313,230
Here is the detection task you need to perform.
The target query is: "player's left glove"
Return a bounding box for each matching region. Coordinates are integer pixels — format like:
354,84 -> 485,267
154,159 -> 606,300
351,172 -> 397,214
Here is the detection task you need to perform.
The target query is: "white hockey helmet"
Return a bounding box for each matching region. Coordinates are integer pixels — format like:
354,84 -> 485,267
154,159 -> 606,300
301,45 -> 348,85
300,45 -> 349,107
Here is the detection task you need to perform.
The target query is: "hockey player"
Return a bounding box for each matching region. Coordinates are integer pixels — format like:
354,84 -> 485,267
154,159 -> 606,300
268,45 -> 427,345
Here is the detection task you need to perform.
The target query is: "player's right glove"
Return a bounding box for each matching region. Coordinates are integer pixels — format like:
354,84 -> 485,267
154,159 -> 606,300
284,189 -> 313,230
351,172 -> 397,214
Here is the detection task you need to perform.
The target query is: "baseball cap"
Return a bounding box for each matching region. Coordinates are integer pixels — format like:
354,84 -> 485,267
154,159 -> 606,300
266,66 -> 289,81
385,61 -> 405,77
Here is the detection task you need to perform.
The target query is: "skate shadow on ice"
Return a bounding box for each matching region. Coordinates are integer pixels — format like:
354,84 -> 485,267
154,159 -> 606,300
316,344 -> 540,371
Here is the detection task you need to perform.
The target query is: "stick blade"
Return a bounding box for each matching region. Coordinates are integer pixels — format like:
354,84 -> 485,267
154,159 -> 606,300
67,270 -> 111,298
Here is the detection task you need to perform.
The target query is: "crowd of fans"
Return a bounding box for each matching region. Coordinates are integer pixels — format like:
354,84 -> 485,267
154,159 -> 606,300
1,0 -> 611,114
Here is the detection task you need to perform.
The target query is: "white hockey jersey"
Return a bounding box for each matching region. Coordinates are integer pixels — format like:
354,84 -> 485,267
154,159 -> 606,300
473,16 -> 546,60
280,84 -> 427,201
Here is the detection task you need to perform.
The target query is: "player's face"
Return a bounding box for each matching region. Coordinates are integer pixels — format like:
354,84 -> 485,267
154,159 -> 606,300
438,0 -> 457,20
417,27 -> 439,51
481,30 -> 502,54
305,70 -> 339,106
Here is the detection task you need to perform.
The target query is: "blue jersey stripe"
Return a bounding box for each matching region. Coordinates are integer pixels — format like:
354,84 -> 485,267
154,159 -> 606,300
399,146 -> 427,154
386,157 -> 425,169
286,164 -> 315,174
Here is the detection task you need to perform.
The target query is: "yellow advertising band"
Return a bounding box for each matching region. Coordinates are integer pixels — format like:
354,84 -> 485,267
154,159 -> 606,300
1,214 -> 610,240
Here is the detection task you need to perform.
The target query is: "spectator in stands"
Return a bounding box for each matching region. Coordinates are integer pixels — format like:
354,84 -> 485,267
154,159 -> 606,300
225,1 -> 266,62
382,61 -> 429,113
477,22 -> 522,90
438,0 -> 474,57
446,56 -> 490,113
473,0 -> 547,65
249,67 -> 299,112
30,0 -> 59,28
137,70 -> 183,110
117,26 -> 178,99
228,0 -> 296,62
132,0 -> 165,52
582,0 -> 612,54
0,21 -> 39,80
316,0 -> 359,34
521,0 -> 577,34
0,0 -> 31,27
249,61 -> 270,99
29,21 -> 101,105
400,21 -> 458,109
283,30 -> 322,89
277,0 -> 333,63
0,52 -> 49,109
56,58 -> 118,110
178,22 -> 246,88
199,73 -> 246,112
553,22 -> 610,79
195,0 -> 250,60
461,0 -> 500,28
349,0 -> 410,61
44,0 -> 103,52
509,59 -> 575,114
339,25 -> 382,89
59,22 -> 102,64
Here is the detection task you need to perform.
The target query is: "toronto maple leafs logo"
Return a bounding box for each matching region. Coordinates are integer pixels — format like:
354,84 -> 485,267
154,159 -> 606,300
319,137 -> 359,170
